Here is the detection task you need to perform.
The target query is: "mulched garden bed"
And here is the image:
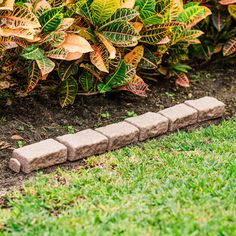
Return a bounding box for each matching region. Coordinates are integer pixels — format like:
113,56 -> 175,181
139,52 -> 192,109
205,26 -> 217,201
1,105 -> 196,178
0,65 -> 235,192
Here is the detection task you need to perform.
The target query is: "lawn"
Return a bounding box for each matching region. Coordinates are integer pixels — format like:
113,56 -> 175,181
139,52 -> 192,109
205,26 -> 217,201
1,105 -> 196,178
0,119 -> 236,236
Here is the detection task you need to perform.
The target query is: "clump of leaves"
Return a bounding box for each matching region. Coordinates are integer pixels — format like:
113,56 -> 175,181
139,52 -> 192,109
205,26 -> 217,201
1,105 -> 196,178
0,0 -> 211,107
188,0 -> 236,61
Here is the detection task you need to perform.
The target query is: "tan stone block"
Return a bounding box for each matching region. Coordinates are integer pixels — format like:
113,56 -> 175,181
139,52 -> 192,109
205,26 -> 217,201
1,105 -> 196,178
95,122 -> 139,150
125,112 -> 169,141
56,129 -> 108,161
12,139 -> 67,173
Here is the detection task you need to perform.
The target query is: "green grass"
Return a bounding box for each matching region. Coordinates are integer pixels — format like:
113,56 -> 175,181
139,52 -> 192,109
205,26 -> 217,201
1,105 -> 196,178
1,120 -> 236,236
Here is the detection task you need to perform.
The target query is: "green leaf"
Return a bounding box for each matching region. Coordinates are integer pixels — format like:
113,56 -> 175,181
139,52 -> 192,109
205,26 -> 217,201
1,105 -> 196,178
99,8 -> 139,30
90,0 -> 121,26
177,5 -> 211,29
138,47 -> 158,69
135,0 -> 162,25
21,45 -> 44,60
98,60 -> 135,93
58,61 -> 79,81
79,71 -> 94,92
139,10 -> 162,25
65,0 -> 86,17
140,23 -> 177,45
77,0 -> 93,23
211,8 -> 227,32
39,7 -> 64,32
59,77 -> 78,107
43,31 -> 66,48
36,57 -> 55,76
101,21 -> 140,47
173,63 -> 192,73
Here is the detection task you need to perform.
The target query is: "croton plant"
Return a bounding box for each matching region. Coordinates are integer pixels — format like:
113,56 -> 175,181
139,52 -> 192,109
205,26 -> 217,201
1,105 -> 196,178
188,0 -> 236,61
0,0 -> 212,107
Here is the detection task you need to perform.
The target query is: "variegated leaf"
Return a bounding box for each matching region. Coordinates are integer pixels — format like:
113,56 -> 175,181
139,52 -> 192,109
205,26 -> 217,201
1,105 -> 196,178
58,61 -> 78,80
91,0 -> 121,26
223,37 -> 236,56
26,61 -> 41,93
90,45 -> 109,73
96,32 -> 116,59
79,71 -> 94,92
175,73 -> 190,87
117,74 -> 148,97
59,77 -> 78,107
101,21 -> 140,47
124,45 -> 144,67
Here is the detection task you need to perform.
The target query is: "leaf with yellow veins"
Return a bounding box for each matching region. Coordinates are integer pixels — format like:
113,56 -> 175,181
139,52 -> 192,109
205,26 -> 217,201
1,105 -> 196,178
124,46 -> 144,67
91,0 -> 121,26
223,37 -> 236,56
90,45 -> 109,73
96,32 -> 116,59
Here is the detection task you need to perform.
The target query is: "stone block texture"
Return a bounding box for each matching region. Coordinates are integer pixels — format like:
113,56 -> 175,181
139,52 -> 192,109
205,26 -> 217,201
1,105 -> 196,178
185,96 -> 225,122
125,112 -> 169,141
159,103 -> 198,131
9,158 -> 21,173
56,129 -> 108,161
95,122 -> 139,150
12,139 -> 67,173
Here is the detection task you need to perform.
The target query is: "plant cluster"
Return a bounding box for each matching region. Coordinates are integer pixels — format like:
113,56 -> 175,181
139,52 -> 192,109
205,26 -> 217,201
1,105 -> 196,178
0,0 -> 211,107
188,0 -> 236,61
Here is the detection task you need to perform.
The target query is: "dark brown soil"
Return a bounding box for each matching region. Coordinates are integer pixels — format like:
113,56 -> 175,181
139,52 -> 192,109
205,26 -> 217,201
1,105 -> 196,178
0,66 -> 235,193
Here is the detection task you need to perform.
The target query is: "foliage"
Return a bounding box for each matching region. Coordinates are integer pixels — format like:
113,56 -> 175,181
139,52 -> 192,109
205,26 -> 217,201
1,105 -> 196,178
187,0 -> 236,61
0,0 -> 211,106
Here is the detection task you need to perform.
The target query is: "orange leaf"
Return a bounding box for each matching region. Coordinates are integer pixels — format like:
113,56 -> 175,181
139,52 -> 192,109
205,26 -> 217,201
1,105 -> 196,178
117,75 -> 148,97
90,45 -> 109,73
175,73 -> 190,88
124,45 -> 144,67
131,22 -> 143,33
0,28 -> 39,40
0,0 -> 15,11
57,34 -> 93,53
219,0 -> 236,5
96,32 -> 116,59
121,0 -> 136,8
64,52 -> 83,61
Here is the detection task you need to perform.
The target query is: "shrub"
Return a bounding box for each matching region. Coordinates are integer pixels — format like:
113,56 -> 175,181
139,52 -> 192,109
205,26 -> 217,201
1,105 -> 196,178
188,0 -> 236,61
0,0 -> 210,107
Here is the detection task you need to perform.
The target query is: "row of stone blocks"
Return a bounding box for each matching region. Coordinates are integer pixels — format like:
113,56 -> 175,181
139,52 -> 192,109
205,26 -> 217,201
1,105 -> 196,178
9,97 -> 225,173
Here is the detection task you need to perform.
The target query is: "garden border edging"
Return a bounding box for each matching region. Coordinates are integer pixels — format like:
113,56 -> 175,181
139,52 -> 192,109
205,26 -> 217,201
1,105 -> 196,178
9,96 -> 226,173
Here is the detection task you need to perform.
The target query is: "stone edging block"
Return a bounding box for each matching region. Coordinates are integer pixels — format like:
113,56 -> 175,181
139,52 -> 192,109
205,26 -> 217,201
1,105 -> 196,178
8,97 -> 226,173
125,112 -> 169,141
95,121 -> 139,150
11,139 -> 67,173
56,129 -> 108,161
184,96 -> 225,122
9,158 -> 21,173
159,103 -> 198,131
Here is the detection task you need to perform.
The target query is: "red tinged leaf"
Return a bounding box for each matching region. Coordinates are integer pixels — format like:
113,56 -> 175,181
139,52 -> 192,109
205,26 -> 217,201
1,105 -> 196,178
117,75 -> 149,97
175,73 -> 190,88
219,0 -> 236,5
223,37 -> 236,56
90,45 -> 109,73
124,46 -> 144,67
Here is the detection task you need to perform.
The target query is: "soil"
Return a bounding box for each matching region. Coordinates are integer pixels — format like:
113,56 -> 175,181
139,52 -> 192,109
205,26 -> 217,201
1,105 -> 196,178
0,65 -> 235,193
